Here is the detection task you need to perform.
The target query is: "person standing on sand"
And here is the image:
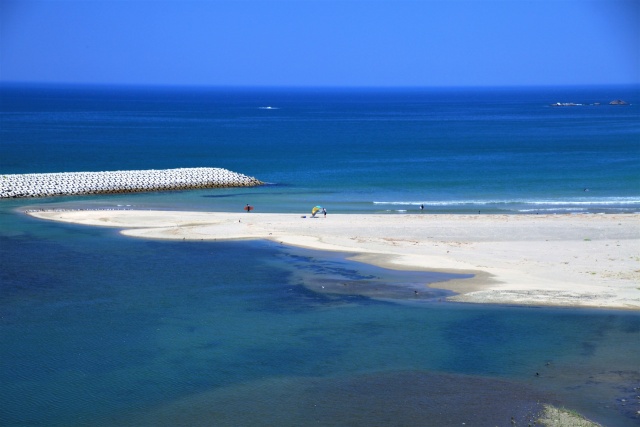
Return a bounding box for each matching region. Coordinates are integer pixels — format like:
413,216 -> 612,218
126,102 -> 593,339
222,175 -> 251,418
323,208 -> 327,218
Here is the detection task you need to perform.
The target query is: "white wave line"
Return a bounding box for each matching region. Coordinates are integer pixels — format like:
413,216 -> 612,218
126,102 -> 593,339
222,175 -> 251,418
373,198 -> 640,206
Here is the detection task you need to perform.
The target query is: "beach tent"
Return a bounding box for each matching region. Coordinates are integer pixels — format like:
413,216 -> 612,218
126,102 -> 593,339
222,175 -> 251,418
311,206 -> 323,217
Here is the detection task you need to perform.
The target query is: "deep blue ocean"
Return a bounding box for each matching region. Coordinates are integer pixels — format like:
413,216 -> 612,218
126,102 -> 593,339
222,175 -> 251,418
1,84 -> 639,426
1,84 -> 639,213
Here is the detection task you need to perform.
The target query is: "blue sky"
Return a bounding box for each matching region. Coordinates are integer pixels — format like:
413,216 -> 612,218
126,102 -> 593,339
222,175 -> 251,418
1,0 -> 638,87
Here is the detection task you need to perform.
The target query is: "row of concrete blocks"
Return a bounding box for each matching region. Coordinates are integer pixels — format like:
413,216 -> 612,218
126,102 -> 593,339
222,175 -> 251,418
1,168 -> 263,198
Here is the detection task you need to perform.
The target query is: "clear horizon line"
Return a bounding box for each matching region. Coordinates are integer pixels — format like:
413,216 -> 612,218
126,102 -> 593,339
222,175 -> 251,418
1,80 -> 639,91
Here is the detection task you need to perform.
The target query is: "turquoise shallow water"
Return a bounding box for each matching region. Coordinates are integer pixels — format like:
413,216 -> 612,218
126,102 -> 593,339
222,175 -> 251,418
1,85 -> 639,426
1,206 -> 639,426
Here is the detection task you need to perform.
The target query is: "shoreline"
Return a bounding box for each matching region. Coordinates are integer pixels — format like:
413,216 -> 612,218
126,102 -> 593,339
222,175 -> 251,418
26,209 -> 640,310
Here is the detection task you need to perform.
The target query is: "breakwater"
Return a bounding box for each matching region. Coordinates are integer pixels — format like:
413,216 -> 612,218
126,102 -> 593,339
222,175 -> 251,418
1,168 -> 263,198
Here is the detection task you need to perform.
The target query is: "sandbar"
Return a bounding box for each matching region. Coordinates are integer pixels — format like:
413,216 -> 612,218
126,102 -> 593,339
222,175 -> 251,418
27,210 -> 640,310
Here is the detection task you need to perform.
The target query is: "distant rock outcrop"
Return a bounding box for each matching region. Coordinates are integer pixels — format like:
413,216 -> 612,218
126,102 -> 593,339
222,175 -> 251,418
609,99 -> 629,105
550,99 -> 631,107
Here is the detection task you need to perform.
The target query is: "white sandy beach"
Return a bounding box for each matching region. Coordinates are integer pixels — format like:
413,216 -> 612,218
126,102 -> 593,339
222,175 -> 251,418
27,210 -> 640,310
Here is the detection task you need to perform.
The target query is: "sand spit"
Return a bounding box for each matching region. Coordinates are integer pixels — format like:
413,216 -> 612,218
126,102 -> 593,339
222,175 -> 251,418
537,404 -> 604,427
26,210 -> 640,310
1,168 -> 263,198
